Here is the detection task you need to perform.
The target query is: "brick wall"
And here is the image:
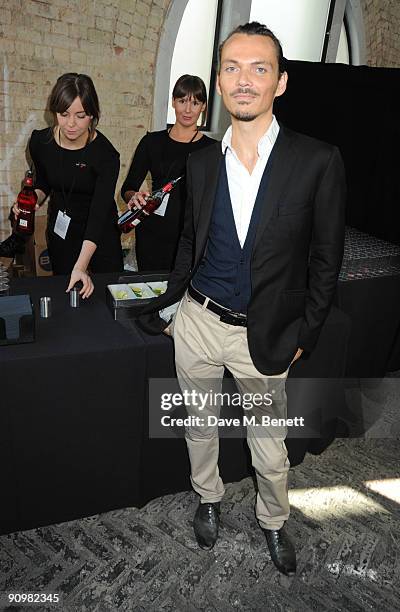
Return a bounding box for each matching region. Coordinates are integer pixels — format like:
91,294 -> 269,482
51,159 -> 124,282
361,0 -> 400,67
0,0 -> 171,240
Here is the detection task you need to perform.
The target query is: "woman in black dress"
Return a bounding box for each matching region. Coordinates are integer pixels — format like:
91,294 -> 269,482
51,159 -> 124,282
121,75 -> 216,271
12,73 -> 123,298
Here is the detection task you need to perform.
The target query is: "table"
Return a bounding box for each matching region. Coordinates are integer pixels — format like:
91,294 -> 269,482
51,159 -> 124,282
335,227 -> 400,377
0,274 -> 147,534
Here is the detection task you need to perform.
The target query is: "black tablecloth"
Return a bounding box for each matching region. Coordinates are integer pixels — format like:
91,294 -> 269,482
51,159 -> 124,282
335,275 -> 400,377
334,227 -> 400,376
1,274 -> 146,534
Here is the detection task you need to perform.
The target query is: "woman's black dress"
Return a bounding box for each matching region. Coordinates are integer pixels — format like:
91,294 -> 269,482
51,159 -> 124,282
120,129 -> 215,271
30,128 -> 123,274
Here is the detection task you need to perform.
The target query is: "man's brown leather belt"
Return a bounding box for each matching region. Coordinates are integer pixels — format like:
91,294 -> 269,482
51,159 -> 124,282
188,285 -> 247,327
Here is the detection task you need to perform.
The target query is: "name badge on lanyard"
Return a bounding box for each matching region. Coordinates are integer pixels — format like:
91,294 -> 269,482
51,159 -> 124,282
54,210 -> 71,239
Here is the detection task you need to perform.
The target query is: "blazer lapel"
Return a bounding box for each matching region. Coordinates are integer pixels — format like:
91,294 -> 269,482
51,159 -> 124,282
191,129 -> 298,258
193,143 -> 223,261
253,126 -> 298,250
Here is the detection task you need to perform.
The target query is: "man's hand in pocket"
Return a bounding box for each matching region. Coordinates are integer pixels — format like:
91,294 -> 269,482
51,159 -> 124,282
291,348 -> 303,364
163,325 -> 172,337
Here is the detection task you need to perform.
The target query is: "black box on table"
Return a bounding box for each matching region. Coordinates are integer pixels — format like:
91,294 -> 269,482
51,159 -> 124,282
0,294 -> 35,346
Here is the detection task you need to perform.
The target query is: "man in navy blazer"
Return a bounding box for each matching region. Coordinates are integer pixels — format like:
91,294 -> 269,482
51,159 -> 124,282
139,22 -> 346,576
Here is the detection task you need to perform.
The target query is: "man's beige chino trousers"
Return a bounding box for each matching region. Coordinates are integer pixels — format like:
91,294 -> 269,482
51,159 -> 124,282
172,291 -> 290,531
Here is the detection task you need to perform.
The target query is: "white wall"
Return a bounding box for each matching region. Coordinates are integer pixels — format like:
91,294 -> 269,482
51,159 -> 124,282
250,0 -> 331,61
336,22 -> 350,63
167,0 -> 219,124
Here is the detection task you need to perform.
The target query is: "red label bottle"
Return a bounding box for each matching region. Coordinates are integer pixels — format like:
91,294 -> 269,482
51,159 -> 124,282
118,176 -> 182,234
15,170 -> 37,236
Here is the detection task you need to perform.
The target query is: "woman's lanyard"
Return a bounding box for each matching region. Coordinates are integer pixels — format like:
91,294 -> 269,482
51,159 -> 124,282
53,128 -> 87,240
58,127 -> 87,215
167,126 -> 198,143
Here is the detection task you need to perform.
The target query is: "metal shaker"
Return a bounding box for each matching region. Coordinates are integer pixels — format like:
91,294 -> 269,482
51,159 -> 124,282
70,286 -> 80,308
40,296 -> 51,318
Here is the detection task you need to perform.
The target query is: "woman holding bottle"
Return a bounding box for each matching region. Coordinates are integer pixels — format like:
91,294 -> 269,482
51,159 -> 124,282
121,74 -> 216,272
9,72 -> 123,297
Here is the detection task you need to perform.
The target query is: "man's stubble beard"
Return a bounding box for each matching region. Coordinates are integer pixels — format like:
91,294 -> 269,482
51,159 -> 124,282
226,88 -> 260,122
231,111 -> 258,122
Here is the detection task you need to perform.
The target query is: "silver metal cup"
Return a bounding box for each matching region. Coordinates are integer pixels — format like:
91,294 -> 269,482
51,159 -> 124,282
40,296 -> 51,318
70,287 -> 80,308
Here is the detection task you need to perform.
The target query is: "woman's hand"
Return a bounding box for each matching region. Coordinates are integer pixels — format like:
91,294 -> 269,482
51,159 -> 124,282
163,324 -> 172,337
12,201 -> 40,219
68,240 -> 96,298
12,202 -> 20,219
12,188 -> 44,220
127,191 -> 149,210
66,268 -> 94,299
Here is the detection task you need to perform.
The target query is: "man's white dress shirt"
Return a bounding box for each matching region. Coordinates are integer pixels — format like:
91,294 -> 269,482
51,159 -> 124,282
221,115 -> 280,247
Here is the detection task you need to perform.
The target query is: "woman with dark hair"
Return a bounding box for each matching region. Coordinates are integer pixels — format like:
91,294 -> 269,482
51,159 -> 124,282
121,74 -> 216,271
1,72 -> 123,297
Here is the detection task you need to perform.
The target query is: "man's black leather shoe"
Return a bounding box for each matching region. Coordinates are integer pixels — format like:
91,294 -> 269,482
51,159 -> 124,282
193,502 -> 220,550
0,233 -> 26,258
263,526 -> 296,576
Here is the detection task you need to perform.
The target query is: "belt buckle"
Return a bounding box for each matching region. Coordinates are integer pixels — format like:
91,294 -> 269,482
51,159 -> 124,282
220,311 -> 246,326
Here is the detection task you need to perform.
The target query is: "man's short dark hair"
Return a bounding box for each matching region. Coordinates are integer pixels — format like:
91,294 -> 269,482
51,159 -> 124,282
218,22 -> 286,75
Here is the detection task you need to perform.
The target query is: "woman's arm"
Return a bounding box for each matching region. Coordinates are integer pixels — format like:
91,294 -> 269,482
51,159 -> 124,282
83,149 -> 120,244
120,133 -> 151,203
12,131 -> 51,218
34,189 -> 47,206
66,239 -> 96,299
29,130 -> 51,196
64,145 -> 119,297
66,140 -> 121,297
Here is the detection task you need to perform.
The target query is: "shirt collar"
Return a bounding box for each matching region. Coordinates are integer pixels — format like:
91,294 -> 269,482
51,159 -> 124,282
221,115 -> 280,158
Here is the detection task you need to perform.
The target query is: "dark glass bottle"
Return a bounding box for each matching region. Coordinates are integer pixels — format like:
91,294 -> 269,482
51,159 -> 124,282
15,170 -> 37,236
118,176 -> 182,234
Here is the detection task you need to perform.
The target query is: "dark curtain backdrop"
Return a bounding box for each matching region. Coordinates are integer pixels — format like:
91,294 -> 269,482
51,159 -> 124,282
275,60 -> 400,245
